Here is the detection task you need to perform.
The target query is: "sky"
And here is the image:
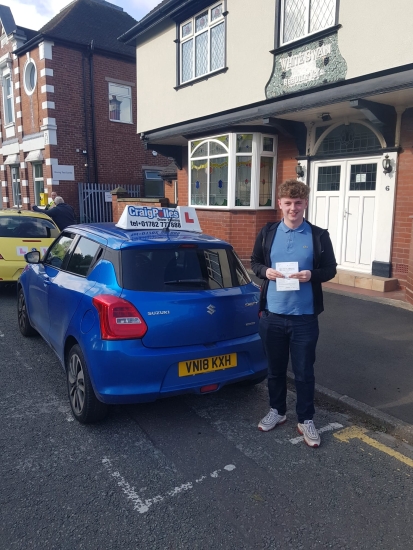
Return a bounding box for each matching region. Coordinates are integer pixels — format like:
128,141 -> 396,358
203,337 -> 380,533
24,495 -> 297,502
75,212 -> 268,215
2,0 -> 161,30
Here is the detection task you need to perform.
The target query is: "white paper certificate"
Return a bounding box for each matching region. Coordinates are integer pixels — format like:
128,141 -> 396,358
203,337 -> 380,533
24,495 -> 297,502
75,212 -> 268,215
275,262 -> 300,291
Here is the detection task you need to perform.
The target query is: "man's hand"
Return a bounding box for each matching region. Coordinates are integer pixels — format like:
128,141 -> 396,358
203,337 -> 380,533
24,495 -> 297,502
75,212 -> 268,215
265,268 -> 285,280
289,270 -> 312,282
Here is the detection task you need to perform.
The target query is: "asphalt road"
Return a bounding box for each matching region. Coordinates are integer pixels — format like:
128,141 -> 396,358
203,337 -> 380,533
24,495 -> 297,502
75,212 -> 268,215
1,284 -> 413,549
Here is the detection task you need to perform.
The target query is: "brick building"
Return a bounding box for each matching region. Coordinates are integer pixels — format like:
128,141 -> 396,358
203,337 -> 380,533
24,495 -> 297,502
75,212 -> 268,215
119,0 -> 413,303
0,0 -> 168,221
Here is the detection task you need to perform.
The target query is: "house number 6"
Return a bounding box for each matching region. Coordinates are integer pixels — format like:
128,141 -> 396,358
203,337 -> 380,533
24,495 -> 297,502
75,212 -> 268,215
385,186 -> 390,191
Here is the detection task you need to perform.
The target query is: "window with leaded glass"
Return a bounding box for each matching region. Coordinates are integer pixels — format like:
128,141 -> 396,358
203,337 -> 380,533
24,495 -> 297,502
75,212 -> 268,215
350,164 -> 377,191
317,165 -> 341,191
190,135 -> 229,207
281,0 -> 337,45
318,124 -> 381,156
189,133 -> 277,209
180,3 -> 225,84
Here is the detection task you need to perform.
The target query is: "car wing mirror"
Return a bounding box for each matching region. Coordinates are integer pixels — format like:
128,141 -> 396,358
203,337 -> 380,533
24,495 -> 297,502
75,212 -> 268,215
24,250 -> 41,264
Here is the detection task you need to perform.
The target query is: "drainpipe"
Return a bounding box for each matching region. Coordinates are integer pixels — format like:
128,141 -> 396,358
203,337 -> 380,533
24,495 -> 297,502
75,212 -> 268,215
82,53 -> 91,183
89,40 -> 99,183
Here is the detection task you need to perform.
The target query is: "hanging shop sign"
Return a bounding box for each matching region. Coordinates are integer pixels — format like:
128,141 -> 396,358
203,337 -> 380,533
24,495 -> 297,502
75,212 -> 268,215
266,32 -> 347,98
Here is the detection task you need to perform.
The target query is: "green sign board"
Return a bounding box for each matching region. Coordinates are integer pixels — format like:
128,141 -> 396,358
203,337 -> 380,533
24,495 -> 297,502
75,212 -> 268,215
266,32 -> 347,99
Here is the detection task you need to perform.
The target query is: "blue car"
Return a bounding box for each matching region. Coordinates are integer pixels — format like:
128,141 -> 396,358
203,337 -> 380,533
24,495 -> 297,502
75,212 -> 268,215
17,221 -> 266,423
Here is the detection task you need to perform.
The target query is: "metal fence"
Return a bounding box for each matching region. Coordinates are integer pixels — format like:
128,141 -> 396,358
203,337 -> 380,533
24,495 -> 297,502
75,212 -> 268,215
78,182 -> 141,223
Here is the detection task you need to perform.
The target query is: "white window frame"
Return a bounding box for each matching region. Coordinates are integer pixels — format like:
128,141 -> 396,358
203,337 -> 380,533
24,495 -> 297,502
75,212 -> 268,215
180,2 -> 225,85
189,133 -> 277,210
108,82 -> 132,124
23,58 -> 37,96
11,165 -> 21,207
280,0 -> 337,46
2,73 -> 14,125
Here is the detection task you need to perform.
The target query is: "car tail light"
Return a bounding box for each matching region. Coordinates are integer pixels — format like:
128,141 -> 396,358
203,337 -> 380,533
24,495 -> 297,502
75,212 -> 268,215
92,295 -> 147,340
200,384 -> 219,393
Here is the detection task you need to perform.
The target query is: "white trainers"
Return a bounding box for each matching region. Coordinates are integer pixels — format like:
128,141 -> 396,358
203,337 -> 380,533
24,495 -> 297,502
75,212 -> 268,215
258,408 -> 287,432
297,420 -> 321,448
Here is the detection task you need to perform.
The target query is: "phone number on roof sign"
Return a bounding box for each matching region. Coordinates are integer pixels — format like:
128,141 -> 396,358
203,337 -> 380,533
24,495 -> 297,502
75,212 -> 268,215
129,220 -> 181,228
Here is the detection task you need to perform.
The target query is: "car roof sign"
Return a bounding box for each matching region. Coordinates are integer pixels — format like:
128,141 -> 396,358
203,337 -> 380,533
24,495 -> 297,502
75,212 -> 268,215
115,205 -> 202,233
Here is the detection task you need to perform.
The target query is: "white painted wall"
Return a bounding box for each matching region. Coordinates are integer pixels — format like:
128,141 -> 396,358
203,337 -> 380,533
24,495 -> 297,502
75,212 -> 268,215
136,1 -> 276,132
135,0 -> 413,133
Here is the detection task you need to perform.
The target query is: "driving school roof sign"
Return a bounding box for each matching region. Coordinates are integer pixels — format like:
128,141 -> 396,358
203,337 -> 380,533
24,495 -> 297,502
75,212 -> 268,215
116,205 -> 202,233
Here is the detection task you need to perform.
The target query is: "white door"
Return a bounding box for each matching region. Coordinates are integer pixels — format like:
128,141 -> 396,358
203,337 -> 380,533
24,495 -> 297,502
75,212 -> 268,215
310,158 -> 380,273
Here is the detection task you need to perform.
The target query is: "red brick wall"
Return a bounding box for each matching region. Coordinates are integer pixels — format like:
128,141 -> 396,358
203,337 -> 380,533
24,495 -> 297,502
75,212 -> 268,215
391,108 -> 413,288
1,42 -> 169,218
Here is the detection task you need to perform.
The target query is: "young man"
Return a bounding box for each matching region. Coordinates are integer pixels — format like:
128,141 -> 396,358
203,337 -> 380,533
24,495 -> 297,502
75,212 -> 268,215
251,179 -> 337,448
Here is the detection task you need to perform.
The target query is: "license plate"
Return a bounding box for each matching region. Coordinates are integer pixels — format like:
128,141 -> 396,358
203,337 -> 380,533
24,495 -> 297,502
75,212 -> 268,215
178,353 -> 237,377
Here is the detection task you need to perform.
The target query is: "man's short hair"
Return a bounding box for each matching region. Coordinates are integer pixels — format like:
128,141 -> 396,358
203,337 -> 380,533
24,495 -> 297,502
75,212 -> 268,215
278,179 -> 310,200
54,196 -> 64,205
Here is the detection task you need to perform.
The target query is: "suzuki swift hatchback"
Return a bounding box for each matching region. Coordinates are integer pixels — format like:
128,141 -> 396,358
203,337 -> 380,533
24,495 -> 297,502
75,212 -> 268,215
17,221 -> 266,423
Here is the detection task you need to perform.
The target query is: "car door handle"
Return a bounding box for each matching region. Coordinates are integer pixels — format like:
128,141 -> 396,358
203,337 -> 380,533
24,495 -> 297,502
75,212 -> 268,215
43,275 -> 51,285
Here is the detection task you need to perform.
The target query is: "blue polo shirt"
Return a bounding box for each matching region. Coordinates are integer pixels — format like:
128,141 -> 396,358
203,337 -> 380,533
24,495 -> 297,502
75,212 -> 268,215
266,220 -> 314,315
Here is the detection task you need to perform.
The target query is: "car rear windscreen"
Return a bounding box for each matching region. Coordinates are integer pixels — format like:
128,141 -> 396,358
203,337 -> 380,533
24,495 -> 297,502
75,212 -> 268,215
121,246 -> 251,291
0,216 -> 60,238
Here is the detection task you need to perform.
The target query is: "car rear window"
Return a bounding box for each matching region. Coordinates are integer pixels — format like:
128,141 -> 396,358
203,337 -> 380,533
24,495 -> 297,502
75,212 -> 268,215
0,216 -> 60,238
121,246 -> 251,291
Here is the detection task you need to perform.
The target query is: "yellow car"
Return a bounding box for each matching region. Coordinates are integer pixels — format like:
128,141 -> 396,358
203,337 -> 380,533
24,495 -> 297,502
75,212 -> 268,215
0,209 -> 60,282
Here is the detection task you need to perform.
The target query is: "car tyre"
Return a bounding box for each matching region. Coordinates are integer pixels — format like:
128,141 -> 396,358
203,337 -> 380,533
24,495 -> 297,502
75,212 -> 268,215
66,344 -> 108,424
17,288 -> 37,337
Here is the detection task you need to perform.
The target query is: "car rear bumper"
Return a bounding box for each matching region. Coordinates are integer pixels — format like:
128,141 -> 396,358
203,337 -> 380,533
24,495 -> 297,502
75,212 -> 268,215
84,334 -> 267,404
0,261 -> 25,281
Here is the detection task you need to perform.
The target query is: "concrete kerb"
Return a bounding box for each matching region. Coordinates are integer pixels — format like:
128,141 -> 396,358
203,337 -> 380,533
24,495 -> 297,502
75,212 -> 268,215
286,372 -> 413,445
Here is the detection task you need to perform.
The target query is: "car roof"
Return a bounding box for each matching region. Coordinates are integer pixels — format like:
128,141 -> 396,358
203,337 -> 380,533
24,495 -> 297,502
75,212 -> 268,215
65,222 -> 229,250
0,208 -> 56,222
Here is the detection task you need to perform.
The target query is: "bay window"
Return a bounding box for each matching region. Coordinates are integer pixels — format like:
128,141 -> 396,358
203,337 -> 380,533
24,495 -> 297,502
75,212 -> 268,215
189,133 -> 277,209
281,0 -> 337,45
180,3 -> 225,84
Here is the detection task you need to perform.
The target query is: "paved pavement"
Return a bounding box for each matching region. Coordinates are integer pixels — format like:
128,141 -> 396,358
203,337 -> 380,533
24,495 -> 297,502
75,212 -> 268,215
312,288 -> 413,435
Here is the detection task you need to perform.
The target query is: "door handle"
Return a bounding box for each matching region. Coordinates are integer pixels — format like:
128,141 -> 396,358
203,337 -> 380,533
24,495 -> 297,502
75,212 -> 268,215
344,210 -> 351,219
43,275 -> 51,285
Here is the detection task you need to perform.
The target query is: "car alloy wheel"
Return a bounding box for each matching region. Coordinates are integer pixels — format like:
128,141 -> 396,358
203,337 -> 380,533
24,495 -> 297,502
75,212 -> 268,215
68,352 -> 86,416
17,288 -> 36,337
66,344 -> 108,423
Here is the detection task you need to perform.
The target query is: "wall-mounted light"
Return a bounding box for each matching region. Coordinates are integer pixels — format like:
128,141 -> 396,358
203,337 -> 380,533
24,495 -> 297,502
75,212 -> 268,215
295,162 -> 304,178
321,113 -> 332,122
382,154 -> 392,174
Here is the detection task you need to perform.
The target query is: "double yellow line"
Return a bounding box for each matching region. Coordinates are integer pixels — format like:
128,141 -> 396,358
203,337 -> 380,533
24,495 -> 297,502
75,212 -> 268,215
334,426 -> 413,469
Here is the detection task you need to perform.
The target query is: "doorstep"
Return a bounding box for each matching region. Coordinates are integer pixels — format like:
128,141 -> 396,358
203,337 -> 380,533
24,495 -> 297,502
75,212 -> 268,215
329,269 -> 399,292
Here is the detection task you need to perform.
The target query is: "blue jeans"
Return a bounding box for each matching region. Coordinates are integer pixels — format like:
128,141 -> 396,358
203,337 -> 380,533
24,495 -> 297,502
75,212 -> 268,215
259,311 -> 319,423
